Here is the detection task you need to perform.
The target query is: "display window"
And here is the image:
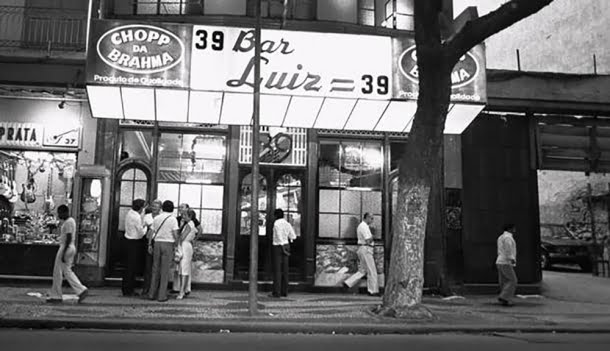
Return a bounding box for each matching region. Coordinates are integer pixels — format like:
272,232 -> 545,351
0,151 -> 77,245
157,133 -> 226,236
317,140 -> 382,239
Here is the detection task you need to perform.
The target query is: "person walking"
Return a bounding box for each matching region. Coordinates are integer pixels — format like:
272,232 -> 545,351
343,213 -> 379,296
269,208 -> 296,298
147,200 -> 179,302
141,200 -> 161,296
176,209 -> 197,299
47,205 -> 88,303
496,223 -> 518,306
122,198 -> 147,296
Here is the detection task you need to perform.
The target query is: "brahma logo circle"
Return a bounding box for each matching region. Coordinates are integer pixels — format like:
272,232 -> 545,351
96,24 -> 184,74
399,45 -> 479,89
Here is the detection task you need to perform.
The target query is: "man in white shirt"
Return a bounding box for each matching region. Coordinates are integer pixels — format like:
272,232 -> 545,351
122,198 -> 146,296
147,200 -> 179,302
496,223 -> 518,306
343,213 -> 379,296
270,208 -> 296,298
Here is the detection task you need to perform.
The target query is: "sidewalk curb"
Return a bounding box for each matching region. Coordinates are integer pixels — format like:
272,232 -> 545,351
2,317 -> 610,335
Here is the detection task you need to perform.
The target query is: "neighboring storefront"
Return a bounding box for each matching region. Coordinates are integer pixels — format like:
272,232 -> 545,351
86,19 -> 487,288
0,93 -> 96,277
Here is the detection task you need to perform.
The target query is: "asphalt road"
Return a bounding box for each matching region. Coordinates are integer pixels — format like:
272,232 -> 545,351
1,330 -> 609,350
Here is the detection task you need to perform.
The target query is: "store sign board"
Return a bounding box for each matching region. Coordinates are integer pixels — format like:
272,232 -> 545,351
0,122 -> 43,147
43,126 -> 80,148
190,26 -> 392,99
392,37 -> 487,103
86,20 -> 192,88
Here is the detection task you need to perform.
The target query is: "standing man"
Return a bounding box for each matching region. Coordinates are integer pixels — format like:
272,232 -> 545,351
147,200 -> 179,302
496,223 -> 518,306
343,213 -> 379,296
122,198 -> 146,297
141,199 -> 161,297
270,208 -> 296,298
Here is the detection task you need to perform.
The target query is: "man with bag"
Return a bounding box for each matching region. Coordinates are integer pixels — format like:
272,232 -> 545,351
147,200 -> 179,302
269,208 -> 296,298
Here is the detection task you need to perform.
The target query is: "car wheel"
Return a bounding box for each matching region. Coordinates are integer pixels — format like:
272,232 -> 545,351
541,251 -> 550,270
579,260 -> 592,272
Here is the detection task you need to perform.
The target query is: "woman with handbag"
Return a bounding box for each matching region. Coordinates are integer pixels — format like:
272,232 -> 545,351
176,209 -> 197,299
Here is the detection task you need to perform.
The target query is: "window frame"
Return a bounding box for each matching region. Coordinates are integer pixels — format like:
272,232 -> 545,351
317,138 -> 384,243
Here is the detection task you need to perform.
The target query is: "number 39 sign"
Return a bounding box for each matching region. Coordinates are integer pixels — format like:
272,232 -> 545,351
190,26 -> 393,100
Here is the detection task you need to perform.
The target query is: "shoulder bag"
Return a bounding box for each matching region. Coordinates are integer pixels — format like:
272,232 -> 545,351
148,215 -> 171,255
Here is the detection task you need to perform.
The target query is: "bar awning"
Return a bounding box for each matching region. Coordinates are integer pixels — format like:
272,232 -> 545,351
86,20 -> 487,134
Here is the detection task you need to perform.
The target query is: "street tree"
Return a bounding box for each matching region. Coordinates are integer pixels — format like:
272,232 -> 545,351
377,0 -> 555,318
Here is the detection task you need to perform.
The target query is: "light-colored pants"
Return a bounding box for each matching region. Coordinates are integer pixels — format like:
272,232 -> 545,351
344,246 -> 379,294
49,245 -> 87,299
497,263 -> 517,302
148,242 -> 174,301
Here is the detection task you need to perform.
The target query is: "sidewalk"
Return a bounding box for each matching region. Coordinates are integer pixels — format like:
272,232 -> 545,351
1,277 -> 610,334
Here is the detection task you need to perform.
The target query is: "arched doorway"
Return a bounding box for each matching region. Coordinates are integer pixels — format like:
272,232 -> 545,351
108,162 -> 152,277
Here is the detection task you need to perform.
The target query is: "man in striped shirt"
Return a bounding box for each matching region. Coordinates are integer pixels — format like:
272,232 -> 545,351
496,223 -> 517,306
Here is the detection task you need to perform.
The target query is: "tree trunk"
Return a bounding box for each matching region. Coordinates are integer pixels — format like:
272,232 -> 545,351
376,45 -> 452,319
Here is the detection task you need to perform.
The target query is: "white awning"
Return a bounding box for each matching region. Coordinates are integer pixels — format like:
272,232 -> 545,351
86,86 -> 485,134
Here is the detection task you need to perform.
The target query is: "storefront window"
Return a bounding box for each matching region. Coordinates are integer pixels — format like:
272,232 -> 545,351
318,140 -> 382,239
157,133 -> 226,236
240,174 -> 267,236
0,151 -> 76,245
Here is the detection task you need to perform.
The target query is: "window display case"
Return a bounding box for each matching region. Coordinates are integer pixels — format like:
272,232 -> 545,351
72,166 -> 111,273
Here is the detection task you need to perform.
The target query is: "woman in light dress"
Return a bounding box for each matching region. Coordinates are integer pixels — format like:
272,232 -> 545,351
176,209 -> 197,299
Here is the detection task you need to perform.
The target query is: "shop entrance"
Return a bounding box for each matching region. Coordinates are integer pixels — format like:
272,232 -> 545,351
108,164 -> 151,277
235,168 -> 305,282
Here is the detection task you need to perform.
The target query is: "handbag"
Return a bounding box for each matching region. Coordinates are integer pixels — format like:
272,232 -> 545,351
173,247 -> 183,263
148,215 -> 171,255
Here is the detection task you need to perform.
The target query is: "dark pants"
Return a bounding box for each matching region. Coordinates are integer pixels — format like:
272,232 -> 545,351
148,242 -> 174,301
272,244 -> 289,297
141,249 -> 153,296
122,238 -> 141,295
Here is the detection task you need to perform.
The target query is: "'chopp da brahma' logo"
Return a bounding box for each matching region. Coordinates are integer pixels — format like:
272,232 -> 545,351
399,45 -> 479,88
96,24 -> 184,74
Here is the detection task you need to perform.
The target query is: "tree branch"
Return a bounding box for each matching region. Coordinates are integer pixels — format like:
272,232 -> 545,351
445,0 -> 554,63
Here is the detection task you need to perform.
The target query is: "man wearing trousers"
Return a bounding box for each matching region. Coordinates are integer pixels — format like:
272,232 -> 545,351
496,223 -> 518,306
141,200 -> 161,296
122,198 -> 146,296
343,213 -> 380,296
270,208 -> 296,298
147,200 -> 179,302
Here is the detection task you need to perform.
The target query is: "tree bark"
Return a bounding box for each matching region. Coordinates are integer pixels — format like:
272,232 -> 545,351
377,0 -> 556,319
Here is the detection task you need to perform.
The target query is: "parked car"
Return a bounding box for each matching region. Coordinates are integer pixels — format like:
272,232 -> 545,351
540,225 -> 592,272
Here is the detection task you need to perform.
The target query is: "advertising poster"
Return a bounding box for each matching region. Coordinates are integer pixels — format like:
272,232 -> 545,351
86,20 -> 192,88
392,37 -> 487,103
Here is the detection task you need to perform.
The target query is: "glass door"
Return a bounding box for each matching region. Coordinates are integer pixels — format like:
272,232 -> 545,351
236,168 -> 305,281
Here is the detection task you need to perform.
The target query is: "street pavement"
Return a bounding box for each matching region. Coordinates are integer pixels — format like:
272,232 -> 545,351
0,269 -> 609,334
1,330 -> 610,349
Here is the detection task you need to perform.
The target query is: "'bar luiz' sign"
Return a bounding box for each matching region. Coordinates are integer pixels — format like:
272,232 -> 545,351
86,19 -> 486,103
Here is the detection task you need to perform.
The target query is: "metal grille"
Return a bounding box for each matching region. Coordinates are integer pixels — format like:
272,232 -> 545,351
0,6 -> 86,51
239,126 -> 307,166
